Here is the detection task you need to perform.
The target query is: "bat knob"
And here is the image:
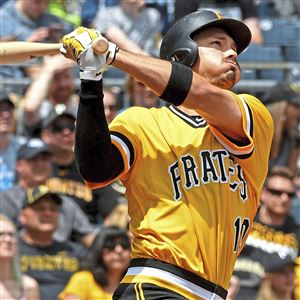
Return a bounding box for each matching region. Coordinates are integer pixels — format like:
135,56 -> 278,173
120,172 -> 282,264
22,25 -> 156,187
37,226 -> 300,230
92,37 -> 109,55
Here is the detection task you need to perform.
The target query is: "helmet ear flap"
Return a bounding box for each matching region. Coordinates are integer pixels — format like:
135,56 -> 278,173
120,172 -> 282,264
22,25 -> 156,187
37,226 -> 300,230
170,44 -> 198,68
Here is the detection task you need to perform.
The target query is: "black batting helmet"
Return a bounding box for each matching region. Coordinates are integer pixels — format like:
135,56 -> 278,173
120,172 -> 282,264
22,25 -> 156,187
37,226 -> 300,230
160,10 -> 252,68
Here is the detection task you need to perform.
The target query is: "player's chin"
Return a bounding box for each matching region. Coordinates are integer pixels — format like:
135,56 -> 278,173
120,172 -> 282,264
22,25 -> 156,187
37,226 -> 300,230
220,70 -> 239,89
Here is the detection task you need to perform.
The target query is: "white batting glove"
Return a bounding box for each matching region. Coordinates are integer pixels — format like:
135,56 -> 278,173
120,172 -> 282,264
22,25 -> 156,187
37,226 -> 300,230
78,42 -> 118,81
78,46 -> 106,81
60,27 -> 119,81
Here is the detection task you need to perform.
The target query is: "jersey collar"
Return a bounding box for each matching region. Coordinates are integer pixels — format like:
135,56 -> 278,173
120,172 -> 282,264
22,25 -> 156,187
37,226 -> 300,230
168,105 -> 207,128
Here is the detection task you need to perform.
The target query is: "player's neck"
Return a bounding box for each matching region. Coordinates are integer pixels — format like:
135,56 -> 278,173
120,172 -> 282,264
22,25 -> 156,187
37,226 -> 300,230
177,105 -> 199,116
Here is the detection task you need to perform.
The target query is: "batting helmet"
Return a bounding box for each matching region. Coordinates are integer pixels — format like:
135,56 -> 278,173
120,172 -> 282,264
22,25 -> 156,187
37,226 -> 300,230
160,10 -> 252,68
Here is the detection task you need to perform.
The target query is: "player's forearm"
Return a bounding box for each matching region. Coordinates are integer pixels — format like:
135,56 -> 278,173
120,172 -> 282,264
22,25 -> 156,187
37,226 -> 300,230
75,80 -> 123,183
112,50 -> 245,141
112,49 -> 172,97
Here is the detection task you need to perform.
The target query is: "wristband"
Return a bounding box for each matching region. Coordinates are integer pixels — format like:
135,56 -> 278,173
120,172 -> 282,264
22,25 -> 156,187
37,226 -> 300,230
160,61 -> 193,106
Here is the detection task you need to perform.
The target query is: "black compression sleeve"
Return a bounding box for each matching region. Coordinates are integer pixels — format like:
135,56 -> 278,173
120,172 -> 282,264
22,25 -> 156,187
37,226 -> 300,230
75,80 -> 124,182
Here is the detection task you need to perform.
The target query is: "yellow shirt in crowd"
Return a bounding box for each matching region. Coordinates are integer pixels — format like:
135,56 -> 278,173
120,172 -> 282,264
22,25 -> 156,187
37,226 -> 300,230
59,270 -> 112,300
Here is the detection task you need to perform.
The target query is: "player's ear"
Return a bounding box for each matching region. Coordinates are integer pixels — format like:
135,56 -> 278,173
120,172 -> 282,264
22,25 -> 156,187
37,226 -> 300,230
191,52 -> 201,73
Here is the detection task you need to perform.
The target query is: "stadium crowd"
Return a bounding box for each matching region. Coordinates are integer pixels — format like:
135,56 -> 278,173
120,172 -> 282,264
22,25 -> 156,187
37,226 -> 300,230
0,0 -> 299,299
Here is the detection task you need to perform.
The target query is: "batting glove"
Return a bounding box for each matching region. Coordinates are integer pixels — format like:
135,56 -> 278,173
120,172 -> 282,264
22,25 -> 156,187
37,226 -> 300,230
60,27 -> 118,81
60,27 -> 99,61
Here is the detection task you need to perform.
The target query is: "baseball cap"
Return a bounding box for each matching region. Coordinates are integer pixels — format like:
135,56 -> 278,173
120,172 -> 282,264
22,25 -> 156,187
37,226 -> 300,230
263,81 -> 300,106
42,104 -> 77,129
23,185 -> 62,208
263,253 -> 297,273
17,138 -> 51,160
0,90 -> 15,108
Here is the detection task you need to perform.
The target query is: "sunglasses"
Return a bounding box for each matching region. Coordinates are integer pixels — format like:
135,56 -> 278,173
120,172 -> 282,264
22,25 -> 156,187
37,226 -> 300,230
266,187 -> 295,198
104,238 -> 130,251
51,122 -> 75,133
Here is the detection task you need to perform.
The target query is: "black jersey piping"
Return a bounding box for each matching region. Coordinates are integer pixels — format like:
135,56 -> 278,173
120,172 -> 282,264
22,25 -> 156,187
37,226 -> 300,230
110,131 -> 135,167
168,105 -> 207,128
129,258 -> 228,299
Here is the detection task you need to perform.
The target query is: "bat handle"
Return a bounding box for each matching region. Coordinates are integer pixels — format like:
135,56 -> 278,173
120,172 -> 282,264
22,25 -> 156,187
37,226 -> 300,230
92,36 -> 109,55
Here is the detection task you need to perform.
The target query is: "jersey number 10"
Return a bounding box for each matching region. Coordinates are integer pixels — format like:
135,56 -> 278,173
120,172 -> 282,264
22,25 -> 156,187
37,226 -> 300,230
233,217 -> 250,252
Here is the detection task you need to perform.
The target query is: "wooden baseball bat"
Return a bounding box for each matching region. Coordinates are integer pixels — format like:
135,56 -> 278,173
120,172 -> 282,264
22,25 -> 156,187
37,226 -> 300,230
0,37 -> 109,64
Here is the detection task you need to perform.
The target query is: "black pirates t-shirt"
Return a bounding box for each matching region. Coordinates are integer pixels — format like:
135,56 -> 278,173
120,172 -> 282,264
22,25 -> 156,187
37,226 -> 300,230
234,212 -> 300,300
48,160 -> 119,224
19,237 -> 84,300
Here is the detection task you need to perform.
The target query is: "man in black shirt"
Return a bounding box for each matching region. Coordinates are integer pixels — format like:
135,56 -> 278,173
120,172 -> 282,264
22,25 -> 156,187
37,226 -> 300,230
18,185 -> 84,300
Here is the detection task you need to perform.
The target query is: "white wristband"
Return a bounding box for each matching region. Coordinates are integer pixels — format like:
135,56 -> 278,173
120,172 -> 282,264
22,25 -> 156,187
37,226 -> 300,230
80,67 -> 102,81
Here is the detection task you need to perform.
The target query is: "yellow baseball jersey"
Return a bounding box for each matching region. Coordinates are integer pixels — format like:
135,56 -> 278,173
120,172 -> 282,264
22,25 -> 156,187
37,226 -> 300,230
87,93 -> 273,291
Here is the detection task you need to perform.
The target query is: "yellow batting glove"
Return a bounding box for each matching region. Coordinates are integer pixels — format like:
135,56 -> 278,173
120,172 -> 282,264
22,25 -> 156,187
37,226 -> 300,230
60,27 -> 100,61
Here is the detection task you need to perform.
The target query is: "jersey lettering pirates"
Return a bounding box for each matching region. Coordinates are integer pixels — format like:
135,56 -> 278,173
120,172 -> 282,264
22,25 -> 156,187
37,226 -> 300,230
87,93 -> 274,294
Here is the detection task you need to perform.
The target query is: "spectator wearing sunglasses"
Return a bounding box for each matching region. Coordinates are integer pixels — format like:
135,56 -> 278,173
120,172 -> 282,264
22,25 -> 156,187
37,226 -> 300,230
41,105 -> 120,228
59,226 -> 131,300
233,166 -> 300,300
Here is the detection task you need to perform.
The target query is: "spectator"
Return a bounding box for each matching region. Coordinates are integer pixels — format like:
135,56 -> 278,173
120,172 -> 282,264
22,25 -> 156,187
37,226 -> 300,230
174,0 -> 263,44
81,0 -> 100,27
0,214 -> 40,300
0,0 -> 65,42
0,0 -> 66,83
291,170 -> 300,225
20,54 -> 77,138
103,87 -> 120,124
234,166 -> 300,300
41,106 -> 120,225
59,226 -> 131,300
93,0 -> 162,56
122,75 -> 161,109
104,202 -> 130,231
256,253 -> 298,300
0,138 -> 97,246
48,0 -> 82,30
145,0 -> 174,34
0,91 -> 26,191
18,185 -> 84,300
81,0 -> 120,28
263,81 -> 300,176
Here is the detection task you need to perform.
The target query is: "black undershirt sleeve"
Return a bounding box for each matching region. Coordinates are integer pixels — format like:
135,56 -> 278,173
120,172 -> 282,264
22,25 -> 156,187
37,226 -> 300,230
75,80 -> 124,183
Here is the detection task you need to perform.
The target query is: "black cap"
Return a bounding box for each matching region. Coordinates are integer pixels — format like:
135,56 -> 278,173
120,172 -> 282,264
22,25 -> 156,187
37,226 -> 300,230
263,253 -> 297,273
263,81 -> 300,106
0,91 -> 15,108
17,138 -> 51,160
23,185 -> 62,208
42,104 -> 76,129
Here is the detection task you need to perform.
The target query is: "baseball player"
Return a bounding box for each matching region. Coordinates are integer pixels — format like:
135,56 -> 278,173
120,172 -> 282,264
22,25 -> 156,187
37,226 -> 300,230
60,10 -> 274,300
